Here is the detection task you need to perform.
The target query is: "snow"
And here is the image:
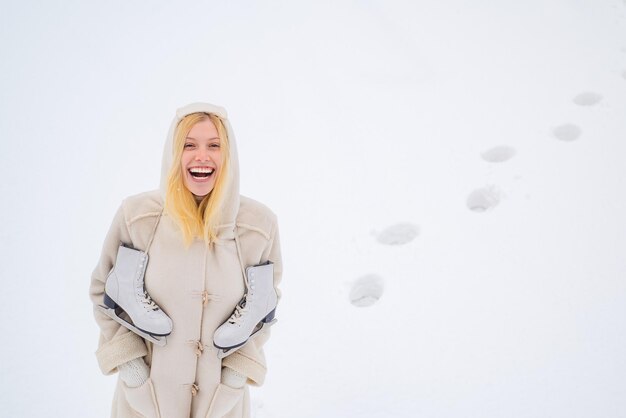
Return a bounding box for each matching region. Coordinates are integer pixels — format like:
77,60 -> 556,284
1,0 -> 625,417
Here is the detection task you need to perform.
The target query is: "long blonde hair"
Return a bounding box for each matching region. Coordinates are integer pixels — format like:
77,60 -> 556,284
164,112 -> 231,248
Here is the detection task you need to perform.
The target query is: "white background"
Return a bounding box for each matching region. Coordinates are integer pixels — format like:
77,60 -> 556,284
1,1 -> 625,417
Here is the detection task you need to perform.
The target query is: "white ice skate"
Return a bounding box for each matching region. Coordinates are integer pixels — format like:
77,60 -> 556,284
97,243 -> 173,346
213,261 -> 278,359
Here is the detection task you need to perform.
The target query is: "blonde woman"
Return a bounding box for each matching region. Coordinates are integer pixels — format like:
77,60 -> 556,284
89,102 -> 282,418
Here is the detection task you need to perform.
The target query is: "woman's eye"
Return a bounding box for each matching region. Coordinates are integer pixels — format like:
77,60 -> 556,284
210,144 -> 220,148
184,143 -> 194,148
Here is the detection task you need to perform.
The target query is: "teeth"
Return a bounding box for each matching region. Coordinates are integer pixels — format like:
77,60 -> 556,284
189,167 -> 214,174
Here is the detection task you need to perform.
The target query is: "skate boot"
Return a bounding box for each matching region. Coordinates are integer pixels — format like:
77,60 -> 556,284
97,243 -> 173,346
213,261 -> 278,359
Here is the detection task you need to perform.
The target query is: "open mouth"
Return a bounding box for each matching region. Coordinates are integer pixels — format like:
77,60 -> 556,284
188,167 -> 215,180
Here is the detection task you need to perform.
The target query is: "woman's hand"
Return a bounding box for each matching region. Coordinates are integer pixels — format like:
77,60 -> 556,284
118,357 -> 149,388
221,366 -> 247,389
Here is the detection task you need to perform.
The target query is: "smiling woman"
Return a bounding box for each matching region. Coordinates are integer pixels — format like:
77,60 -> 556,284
166,112 -> 232,247
89,102 -> 283,418
181,117 -> 222,198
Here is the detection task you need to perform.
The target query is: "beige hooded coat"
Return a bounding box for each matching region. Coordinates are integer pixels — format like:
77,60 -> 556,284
89,103 -> 282,418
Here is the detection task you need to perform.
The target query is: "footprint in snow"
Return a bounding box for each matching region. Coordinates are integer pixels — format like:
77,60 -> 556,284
572,92 -> 603,106
374,222 -> 419,245
466,185 -> 502,212
349,274 -> 384,307
481,145 -> 516,163
552,123 -> 581,142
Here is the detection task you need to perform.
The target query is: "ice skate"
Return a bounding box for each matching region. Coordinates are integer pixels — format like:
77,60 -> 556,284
97,243 -> 173,347
214,261 -> 278,359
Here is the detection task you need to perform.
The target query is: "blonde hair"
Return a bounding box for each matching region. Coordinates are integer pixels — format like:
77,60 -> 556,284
164,112 -> 231,248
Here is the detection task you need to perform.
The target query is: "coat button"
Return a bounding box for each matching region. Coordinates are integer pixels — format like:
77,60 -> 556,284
195,341 -> 204,356
191,383 -> 199,396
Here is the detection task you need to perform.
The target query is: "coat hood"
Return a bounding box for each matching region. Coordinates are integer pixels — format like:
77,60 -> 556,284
159,102 -> 240,228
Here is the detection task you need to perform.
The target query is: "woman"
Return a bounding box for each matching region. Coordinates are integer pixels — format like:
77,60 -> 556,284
89,102 -> 282,418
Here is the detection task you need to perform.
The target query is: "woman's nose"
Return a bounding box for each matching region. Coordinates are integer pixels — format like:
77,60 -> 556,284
195,148 -> 210,161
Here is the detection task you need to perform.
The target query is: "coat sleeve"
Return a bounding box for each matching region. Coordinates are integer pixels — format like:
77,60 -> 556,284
89,201 -> 148,375
222,218 -> 282,387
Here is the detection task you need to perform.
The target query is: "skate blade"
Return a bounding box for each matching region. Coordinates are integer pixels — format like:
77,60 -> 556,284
215,319 -> 278,359
97,305 -> 168,347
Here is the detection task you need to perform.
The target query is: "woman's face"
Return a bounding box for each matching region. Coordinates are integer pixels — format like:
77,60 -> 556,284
180,118 -> 223,199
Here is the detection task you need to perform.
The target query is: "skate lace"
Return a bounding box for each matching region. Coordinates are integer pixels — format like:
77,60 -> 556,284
228,297 -> 249,325
141,289 -> 160,311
